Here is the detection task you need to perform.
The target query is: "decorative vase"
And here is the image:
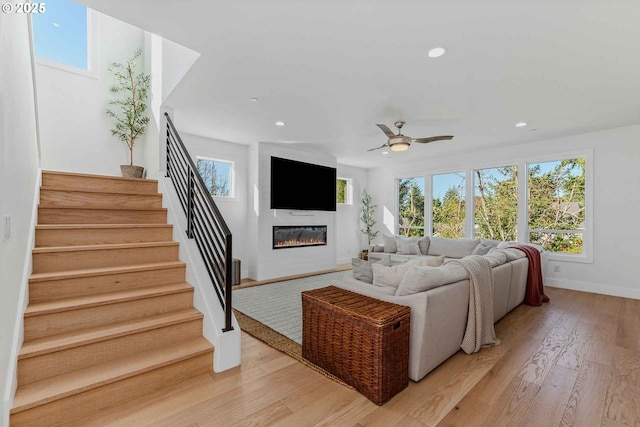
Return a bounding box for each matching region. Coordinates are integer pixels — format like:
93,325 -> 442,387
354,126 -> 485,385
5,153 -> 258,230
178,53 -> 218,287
361,249 -> 369,260
120,165 -> 144,178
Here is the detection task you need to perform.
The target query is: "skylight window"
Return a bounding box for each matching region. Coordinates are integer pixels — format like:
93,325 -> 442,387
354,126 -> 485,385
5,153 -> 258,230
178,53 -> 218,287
32,0 -> 90,71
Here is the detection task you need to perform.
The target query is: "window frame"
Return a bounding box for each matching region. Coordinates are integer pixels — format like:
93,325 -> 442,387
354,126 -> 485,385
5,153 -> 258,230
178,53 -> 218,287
336,177 -> 353,205
393,148 -> 592,263
32,5 -> 100,79
196,156 -> 236,200
525,150 -> 593,264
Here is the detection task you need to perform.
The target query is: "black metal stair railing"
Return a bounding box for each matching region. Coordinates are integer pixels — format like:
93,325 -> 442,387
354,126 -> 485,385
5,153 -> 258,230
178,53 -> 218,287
164,112 -> 234,332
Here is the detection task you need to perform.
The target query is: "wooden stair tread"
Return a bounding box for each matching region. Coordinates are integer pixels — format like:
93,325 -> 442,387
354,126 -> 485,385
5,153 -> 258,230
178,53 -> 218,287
11,337 -> 212,414
32,241 -> 178,254
42,170 -> 158,184
39,206 -> 167,212
19,309 -> 203,359
29,261 -> 186,282
24,283 -> 193,317
36,224 -> 172,230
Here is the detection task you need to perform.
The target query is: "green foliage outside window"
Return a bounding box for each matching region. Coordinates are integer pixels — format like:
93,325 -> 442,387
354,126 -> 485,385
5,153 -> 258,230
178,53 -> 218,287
432,173 -> 465,238
528,159 -> 585,253
474,166 -> 518,241
337,179 -> 347,204
398,177 -> 425,237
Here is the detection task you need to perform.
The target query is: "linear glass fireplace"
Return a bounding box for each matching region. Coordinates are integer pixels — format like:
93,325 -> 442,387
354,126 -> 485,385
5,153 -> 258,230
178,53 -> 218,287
273,225 -> 327,249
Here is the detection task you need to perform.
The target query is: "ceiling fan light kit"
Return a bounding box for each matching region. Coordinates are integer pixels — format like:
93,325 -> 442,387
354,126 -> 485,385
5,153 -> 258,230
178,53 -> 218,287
369,121 -> 454,152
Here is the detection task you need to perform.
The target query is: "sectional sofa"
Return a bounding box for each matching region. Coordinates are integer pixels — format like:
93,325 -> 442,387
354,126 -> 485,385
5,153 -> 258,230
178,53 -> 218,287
336,235 -> 545,381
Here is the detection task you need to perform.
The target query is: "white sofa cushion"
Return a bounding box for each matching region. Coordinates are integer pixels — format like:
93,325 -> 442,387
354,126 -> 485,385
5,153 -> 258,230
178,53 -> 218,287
351,255 -> 391,284
382,234 -> 397,253
418,236 -> 430,255
395,263 -> 470,296
396,236 -> 420,255
372,256 -> 444,289
428,237 -> 480,258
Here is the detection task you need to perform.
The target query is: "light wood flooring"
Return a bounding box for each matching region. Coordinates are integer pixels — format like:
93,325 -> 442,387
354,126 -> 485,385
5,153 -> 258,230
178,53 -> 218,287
83,286 -> 639,427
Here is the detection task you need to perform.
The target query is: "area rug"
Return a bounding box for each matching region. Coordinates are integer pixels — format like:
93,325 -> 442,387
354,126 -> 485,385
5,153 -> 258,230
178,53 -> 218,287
233,270 -> 353,387
233,271 -> 346,344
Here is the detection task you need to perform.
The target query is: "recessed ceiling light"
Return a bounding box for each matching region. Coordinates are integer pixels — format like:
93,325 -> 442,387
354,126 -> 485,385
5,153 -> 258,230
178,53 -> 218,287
52,22 -> 60,28
250,97 -> 258,102
382,151 -> 389,155
515,122 -> 528,127
275,121 -> 285,127
427,47 -> 446,58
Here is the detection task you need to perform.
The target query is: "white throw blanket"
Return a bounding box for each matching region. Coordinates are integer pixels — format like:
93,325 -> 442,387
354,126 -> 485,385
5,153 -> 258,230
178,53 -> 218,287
449,255 -> 500,354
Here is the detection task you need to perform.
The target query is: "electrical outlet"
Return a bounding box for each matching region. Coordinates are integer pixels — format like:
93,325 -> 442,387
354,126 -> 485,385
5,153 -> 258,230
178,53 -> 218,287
3,216 -> 10,240
553,265 -> 560,273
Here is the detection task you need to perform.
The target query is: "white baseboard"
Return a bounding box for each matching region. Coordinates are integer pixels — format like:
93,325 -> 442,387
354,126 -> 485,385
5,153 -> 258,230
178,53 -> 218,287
545,277 -> 640,300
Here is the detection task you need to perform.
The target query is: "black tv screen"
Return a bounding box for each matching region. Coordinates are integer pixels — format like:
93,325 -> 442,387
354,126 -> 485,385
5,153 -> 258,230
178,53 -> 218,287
270,156 -> 337,211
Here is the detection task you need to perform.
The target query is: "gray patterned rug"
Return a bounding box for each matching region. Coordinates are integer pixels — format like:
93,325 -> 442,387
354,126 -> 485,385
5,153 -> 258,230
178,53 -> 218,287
233,271 -> 347,344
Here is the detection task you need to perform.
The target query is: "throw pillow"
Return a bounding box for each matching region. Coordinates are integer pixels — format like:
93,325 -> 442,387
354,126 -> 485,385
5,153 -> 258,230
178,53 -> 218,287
382,234 -> 397,253
351,255 -> 392,284
472,242 -> 492,255
427,236 -> 480,258
418,236 -> 430,255
395,263 -> 470,296
483,251 -> 507,267
372,244 -> 385,253
395,236 -> 420,255
372,261 -> 412,288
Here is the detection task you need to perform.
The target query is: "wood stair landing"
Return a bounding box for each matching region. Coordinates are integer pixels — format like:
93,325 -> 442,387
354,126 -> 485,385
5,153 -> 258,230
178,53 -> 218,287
10,171 -> 214,427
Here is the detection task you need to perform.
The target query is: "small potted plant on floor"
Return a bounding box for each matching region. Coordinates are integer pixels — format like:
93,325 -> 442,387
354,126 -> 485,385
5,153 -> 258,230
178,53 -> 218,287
106,48 -> 151,178
360,189 -> 378,259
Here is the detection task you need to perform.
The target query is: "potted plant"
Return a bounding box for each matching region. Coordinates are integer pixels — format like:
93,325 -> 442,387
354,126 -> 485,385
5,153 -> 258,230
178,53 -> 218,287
360,189 -> 378,258
106,48 -> 151,178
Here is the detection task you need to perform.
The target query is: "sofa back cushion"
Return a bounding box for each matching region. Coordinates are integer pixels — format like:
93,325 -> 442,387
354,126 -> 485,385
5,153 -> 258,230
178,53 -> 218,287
418,236 -> 430,255
395,236 -> 420,255
427,237 -> 480,258
352,255 -> 391,284
395,263 -> 470,296
382,234 -> 397,253
372,256 -> 444,289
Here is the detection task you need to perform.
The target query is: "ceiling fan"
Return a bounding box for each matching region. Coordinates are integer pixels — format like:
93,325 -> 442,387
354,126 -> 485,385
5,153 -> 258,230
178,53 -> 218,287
368,121 -> 454,152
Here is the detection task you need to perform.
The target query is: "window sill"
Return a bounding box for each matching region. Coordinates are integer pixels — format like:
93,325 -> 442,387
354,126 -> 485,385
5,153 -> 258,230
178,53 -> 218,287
35,57 -> 99,80
547,252 -> 593,264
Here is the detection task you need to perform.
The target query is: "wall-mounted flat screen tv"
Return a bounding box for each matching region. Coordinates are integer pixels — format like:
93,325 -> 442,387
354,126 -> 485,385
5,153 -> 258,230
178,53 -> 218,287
270,156 -> 337,211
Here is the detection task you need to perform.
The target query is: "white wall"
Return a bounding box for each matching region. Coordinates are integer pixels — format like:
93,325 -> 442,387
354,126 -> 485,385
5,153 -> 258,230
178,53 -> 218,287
180,132 -> 249,277
247,143 -> 337,280
0,12 -> 40,425
36,12 -> 147,176
336,164 -> 369,263
367,124 -> 640,299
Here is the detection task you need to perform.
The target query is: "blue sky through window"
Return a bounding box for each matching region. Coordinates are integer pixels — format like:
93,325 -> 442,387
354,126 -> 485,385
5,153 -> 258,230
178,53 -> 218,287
432,172 -> 465,201
32,0 -> 88,70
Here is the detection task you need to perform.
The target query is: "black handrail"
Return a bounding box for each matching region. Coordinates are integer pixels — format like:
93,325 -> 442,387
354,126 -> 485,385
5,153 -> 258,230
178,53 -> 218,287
164,112 -> 234,332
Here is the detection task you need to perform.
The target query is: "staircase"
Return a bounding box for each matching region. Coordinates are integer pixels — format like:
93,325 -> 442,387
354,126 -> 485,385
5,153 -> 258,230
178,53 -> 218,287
10,171 -> 214,427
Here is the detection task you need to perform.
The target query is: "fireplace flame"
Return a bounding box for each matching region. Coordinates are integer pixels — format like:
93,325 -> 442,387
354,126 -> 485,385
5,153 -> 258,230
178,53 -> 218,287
274,238 -> 326,247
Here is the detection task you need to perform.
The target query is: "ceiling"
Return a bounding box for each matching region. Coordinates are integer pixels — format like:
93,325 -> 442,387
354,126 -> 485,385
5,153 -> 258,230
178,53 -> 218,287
81,0 -> 640,168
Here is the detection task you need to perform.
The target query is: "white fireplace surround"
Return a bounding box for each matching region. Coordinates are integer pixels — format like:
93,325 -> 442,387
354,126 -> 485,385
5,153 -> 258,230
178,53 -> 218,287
246,143 -> 338,281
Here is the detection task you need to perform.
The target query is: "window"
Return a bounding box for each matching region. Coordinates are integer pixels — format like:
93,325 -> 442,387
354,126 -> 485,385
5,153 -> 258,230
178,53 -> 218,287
336,177 -> 352,204
32,0 -> 96,75
527,158 -> 585,254
398,177 -> 425,237
432,172 -> 465,238
474,166 -> 518,241
197,157 -> 234,198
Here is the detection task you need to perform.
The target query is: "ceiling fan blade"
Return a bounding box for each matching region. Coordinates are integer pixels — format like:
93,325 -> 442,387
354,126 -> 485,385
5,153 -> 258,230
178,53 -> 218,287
376,124 -> 396,138
412,135 -> 454,144
367,143 -> 389,152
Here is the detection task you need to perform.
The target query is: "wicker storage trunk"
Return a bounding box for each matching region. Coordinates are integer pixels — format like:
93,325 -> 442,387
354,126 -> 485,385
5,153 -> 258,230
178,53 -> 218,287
302,286 -> 410,405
